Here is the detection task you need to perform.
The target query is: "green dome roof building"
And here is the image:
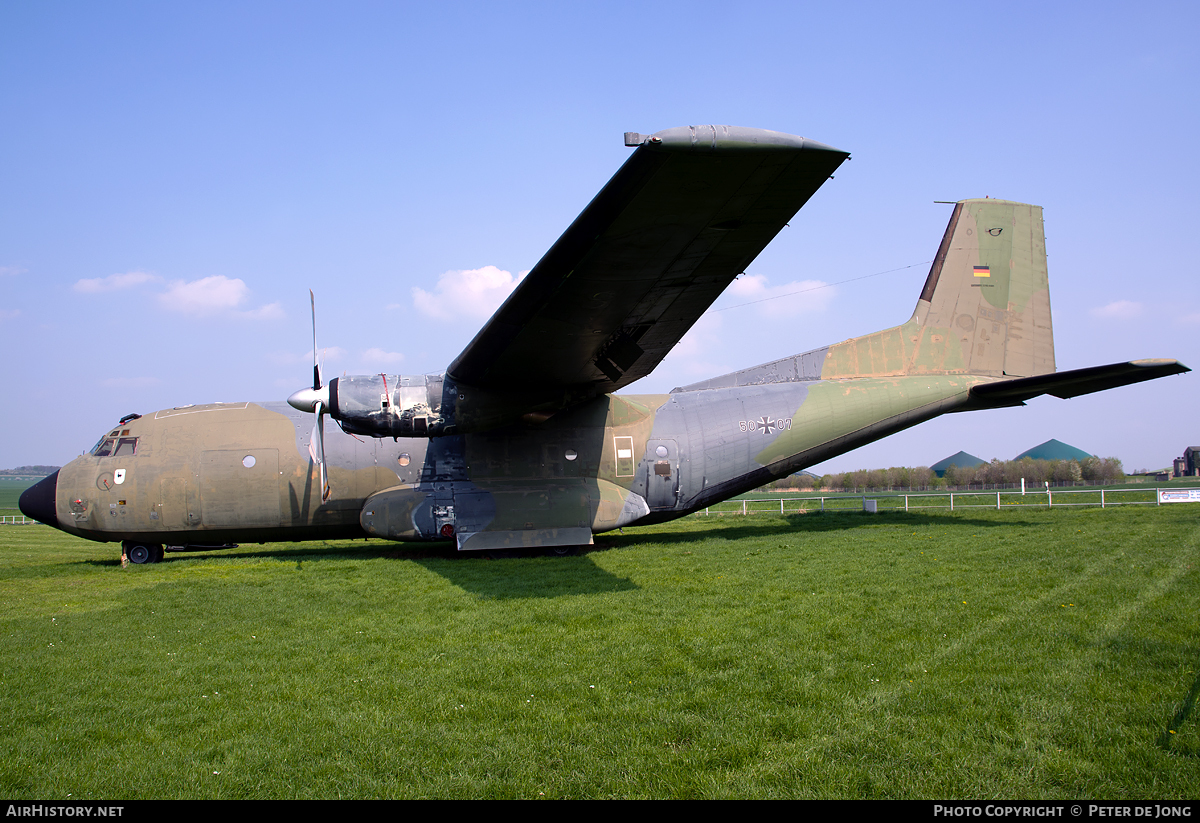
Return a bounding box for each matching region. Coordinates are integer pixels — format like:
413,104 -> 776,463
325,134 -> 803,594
1014,439 -> 1095,462
931,451 -> 988,478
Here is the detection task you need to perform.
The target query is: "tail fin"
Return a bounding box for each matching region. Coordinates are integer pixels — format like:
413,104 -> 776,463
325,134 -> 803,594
820,199 -> 1055,379
674,198 -> 1186,398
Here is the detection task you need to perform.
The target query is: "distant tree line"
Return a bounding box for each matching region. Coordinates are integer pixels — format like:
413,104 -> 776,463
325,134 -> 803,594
0,465 -> 60,476
760,456 -> 1125,492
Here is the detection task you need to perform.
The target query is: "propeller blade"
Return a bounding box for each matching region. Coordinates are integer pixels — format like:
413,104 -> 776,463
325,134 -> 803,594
293,290 -> 331,502
314,399 -> 330,502
310,289 -> 321,390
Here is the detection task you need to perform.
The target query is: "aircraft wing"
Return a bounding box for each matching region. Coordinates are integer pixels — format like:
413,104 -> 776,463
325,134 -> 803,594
447,126 -> 850,401
966,359 -> 1190,408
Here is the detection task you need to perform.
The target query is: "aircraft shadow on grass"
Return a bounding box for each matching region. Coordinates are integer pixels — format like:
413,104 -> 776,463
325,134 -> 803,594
592,510 -> 1038,545
75,510 -> 1026,601
406,509 -> 1028,597
78,540 -> 640,599
411,555 -> 638,600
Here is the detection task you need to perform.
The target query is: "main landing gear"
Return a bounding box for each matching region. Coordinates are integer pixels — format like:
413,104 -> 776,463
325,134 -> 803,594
123,541 -> 164,564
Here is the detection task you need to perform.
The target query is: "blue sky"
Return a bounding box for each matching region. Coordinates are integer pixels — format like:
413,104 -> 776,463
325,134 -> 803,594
2,1 -> 1197,473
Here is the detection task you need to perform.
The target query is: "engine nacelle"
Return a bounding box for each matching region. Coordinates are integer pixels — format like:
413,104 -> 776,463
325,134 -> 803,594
290,371 -> 577,440
328,373 -> 453,438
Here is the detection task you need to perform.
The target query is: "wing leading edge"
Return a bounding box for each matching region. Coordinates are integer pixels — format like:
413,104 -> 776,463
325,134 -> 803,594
447,126 -> 849,423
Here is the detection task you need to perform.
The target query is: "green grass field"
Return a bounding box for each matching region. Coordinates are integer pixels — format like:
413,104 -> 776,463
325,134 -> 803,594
2,505 -> 1199,799
0,477 -> 32,519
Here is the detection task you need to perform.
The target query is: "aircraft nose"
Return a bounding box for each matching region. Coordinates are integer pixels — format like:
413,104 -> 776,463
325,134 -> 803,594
19,470 -> 59,526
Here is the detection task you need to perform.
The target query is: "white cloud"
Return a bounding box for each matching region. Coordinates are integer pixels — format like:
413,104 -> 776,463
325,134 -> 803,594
412,266 -> 526,320
654,312 -> 740,380
73,271 -> 280,319
268,346 -> 350,367
725,274 -> 836,317
155,275 -> 281,319
313,346 -> 348,364
361,348 -> 405,367
670,311 -> 724,360
1,265 -> 27,277
270,347 -> 351,393
73,270 -> 159,293
159,275 -> 248,313
0,309 -> 19,322
1090,300 -> 1144,320
237,302 -> 285,320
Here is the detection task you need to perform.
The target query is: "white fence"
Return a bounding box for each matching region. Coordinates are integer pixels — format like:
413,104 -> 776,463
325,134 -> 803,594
699,487 -> 1175,516
0,515 -> 32,525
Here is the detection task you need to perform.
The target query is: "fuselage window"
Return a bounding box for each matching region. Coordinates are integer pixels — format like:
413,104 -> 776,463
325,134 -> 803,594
614,436 -> 635,477
93,439 -> 116,457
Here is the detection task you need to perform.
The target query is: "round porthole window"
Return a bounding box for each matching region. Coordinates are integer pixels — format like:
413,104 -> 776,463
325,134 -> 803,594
243,455 -> 256,468
565,449 -> 578,461
398,454 -> 411,467
655,445 -> 669,458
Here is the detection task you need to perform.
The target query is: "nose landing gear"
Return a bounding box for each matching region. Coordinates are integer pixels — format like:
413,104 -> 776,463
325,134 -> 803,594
123,541 -> 164,564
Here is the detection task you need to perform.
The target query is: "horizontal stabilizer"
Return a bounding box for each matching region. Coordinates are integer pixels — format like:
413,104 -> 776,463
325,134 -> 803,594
966,359 -> 1190,408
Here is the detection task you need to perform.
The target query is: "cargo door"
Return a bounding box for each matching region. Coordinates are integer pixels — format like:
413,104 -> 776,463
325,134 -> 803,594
644,439 -> 679,510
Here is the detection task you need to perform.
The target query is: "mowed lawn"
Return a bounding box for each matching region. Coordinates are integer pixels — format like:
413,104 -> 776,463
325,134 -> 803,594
1,505 -> 1199,799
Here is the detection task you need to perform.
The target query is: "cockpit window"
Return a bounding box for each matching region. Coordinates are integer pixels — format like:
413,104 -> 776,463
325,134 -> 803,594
90,436 -> 137,457
112,437 -> 138,457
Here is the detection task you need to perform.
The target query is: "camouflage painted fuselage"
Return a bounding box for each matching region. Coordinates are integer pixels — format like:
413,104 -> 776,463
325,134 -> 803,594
46,370 -> 987,551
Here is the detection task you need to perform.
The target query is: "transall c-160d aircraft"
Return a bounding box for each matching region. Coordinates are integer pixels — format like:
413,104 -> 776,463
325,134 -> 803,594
20,125 -> 1189,563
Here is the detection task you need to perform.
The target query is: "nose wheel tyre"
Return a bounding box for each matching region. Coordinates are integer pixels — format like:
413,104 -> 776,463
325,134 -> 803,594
124,541 -> 164,564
